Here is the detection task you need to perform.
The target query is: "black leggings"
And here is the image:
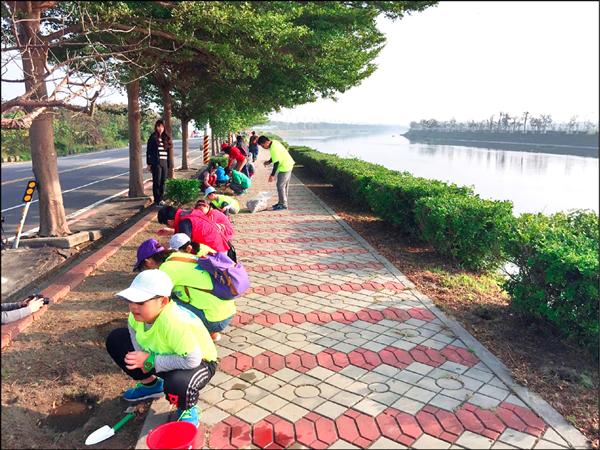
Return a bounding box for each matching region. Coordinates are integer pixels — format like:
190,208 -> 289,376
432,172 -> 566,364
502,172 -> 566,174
151,161 -> 168,203
106,328 -> 216,409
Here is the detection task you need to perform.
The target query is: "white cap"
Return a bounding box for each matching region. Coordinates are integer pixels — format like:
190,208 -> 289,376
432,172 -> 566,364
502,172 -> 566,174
116,270 -> 173,303
204,186 -> 216,197
169,233 -> 191,250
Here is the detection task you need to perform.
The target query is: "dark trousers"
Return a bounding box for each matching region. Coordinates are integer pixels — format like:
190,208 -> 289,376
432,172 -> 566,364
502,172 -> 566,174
105,328 -> 216,409
151,160 -> 168,203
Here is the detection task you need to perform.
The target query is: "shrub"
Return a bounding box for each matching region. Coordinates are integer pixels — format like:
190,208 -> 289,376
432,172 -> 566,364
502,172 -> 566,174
165,178 -> 200,206
210,156 -> 228,167
503,210 -> 599,353
415,194 -> 515,271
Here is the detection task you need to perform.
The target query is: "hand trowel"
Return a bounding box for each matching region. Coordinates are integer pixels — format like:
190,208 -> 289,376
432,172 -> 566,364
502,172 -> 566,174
85,407 -> 136,446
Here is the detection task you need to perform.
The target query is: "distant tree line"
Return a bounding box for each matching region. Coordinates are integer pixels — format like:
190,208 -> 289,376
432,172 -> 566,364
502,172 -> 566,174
410,112 -> 598,134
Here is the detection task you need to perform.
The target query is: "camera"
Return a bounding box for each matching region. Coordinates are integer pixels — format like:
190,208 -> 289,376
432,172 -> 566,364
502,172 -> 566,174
28,294 -> 50,305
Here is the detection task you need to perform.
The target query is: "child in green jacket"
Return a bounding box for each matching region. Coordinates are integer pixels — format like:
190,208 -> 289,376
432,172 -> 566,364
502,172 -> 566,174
105,270 -> 217,427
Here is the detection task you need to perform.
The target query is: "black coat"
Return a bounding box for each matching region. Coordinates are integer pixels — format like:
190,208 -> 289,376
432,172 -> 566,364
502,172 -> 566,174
147,131 -> 173,167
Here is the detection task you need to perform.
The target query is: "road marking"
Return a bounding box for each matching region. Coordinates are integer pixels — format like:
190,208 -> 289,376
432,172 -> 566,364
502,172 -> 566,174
1,171 -> 130,212
1,157 -> 131,186
4,177 -> 153,242
3,153 -> 205,239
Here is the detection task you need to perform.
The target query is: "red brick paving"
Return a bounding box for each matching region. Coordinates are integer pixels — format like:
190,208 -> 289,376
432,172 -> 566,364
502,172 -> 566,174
247,261 -> 384,273
252,415 -> 295,449
237,236 -> 354,244
375,408 -> 423,446
247,281 -> 405,296
208,416 -> 252,449
220,342 -> 481,378
241,247 -> 369,257
231,306 -> 429,328
335,409 -> 381,448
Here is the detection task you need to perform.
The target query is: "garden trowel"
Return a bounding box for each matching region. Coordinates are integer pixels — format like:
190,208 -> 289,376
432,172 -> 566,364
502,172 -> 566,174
85,407 -> 136,446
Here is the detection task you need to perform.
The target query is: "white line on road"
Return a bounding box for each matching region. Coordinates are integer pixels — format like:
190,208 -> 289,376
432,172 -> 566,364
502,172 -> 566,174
1,171 -> 130,212
1,157 -> 131,186
4,152 -> 205,239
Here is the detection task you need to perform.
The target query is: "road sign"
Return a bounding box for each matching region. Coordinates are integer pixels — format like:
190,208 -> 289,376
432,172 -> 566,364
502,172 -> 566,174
14,180 -> 37,249
22,180 -> 37,203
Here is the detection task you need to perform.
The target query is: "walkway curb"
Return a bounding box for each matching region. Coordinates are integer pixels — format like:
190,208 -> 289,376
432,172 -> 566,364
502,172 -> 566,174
298,175 -> 590,449
1,208 -> 156,350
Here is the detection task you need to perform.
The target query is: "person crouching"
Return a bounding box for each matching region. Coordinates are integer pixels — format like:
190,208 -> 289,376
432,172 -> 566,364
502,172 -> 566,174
105,270 -> 217,427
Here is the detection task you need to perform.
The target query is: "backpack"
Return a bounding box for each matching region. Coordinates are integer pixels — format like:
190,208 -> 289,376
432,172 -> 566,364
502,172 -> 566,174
169,253 -> 250,299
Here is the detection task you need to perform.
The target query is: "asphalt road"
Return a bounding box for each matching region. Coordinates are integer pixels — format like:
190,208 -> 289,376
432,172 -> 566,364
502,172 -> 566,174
1,138 -> 204,238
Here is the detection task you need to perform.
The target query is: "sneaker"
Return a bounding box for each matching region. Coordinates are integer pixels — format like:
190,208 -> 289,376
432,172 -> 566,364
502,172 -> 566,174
273,204 -> 288,210
123,378 -> 164,402
177,405 -> 200,427
210,332 -> 222,342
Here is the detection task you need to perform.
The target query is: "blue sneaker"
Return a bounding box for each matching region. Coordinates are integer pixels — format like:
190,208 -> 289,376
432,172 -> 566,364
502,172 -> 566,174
177,405 -> 200,427
123,378 -> 164,402
273,204 -> 288,210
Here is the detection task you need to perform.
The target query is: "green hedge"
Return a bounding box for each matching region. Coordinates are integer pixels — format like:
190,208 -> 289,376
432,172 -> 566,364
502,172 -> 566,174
415,193 -> 514,271
291,145 -> 599,353
210,156 -> 228,167
290,146 -> 507,271
165,178 -> 200,206
504,210 -> 599,353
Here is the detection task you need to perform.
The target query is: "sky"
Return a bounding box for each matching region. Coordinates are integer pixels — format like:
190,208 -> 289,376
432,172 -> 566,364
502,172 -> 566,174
270,1 -> 600,125
2,2 -> 598,127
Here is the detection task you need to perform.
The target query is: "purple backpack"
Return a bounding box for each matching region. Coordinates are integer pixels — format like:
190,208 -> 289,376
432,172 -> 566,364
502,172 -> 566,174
195,253 -> 250,299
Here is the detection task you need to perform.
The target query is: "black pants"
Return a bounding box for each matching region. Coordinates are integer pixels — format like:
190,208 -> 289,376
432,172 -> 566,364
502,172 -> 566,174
151,160 -> 168,203
106,328 -> 216,409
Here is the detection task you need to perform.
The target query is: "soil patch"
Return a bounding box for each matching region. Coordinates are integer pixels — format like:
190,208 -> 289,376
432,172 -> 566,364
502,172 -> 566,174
293,164 -> 598,448
1,222 -> 162,449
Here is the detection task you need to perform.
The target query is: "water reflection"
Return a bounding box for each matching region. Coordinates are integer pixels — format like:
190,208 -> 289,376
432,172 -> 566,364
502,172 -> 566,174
279,131 -> 599,215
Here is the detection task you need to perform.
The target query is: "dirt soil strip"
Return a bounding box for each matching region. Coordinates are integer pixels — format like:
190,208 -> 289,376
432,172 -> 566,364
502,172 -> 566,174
0,218 -> 173,449
1,209 -> 155,350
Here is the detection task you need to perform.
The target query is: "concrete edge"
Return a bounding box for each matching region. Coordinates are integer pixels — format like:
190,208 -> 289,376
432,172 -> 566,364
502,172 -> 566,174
135,397 -> 173,449
295,175 -> 590,449
1,209 -> 156,350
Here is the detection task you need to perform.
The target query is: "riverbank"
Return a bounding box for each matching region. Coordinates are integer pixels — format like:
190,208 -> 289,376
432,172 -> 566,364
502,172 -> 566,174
291,162 -> 599,447
403,130 -> 599,158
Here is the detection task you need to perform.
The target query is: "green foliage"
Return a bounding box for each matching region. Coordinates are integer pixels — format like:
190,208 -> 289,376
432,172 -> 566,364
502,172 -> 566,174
415,194 -> 514,271
1,104 -> 160,161
291,146 -> 505,271
503,210 -> 599,353
164,178 -> 200,206
210,156 -> 228,167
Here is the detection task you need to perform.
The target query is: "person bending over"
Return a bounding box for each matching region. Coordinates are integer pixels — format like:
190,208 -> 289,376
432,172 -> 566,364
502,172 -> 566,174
204,187 -> 240,216
133,239 -> 236,342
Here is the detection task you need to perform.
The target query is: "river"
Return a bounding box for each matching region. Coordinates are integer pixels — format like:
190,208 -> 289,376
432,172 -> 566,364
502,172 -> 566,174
275,130 -> 599,215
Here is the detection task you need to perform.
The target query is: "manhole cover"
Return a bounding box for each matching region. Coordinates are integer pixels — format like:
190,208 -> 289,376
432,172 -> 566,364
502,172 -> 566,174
436,378 -> 464,390
294,386 -> 320,398
231,336 -> 247,343
287,333 -> 306,342
224,389 -> 246,400
368,383 -> 390,393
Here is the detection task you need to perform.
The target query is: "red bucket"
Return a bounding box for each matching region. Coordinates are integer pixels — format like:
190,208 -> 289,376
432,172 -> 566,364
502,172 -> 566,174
146,421 -> 198,449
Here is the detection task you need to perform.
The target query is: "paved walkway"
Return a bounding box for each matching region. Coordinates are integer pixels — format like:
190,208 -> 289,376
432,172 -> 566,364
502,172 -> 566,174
140,154 -> 589,449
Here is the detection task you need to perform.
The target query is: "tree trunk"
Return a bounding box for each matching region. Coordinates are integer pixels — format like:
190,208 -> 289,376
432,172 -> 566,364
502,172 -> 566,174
181,118 -> 189,170
15,1 -> 70,237
127,80 -> 145,197
159,84 -> 175,178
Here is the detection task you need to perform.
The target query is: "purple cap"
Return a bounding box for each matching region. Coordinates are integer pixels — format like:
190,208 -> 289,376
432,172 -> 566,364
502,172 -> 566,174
134,239 -> 165,271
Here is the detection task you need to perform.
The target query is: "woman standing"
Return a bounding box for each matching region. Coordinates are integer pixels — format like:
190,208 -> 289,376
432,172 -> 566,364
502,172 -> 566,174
147,119 -> 173,206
